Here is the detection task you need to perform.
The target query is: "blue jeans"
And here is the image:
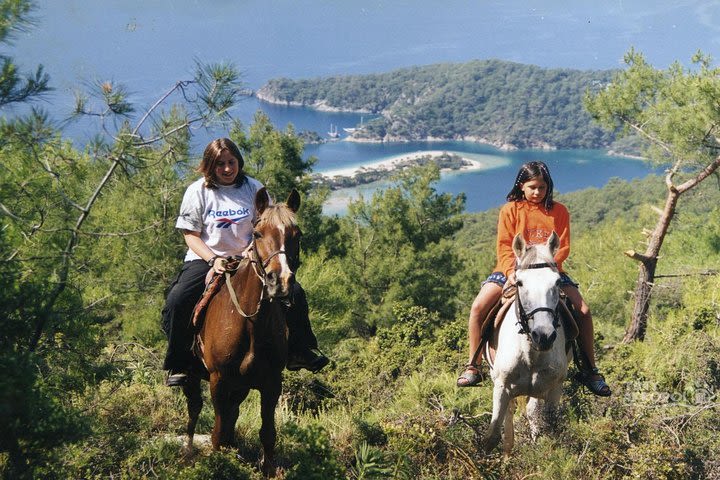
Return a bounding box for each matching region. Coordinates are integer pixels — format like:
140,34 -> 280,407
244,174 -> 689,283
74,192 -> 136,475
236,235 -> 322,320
482,271 -> 579,287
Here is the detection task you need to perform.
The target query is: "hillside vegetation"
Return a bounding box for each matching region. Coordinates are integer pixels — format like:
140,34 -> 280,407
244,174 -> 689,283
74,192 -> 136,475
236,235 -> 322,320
3,3 -> 720,477
5,136 -> 720,478
257,59 -> 618,149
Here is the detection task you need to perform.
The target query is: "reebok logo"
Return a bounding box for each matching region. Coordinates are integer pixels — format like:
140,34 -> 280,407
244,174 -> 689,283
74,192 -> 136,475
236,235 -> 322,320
215,217 -> 244,228
208,206 -> 251,229
208,207 -> 250,218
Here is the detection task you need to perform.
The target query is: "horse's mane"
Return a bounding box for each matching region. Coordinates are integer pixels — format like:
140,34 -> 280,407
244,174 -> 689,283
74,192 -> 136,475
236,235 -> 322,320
517,244 -> 557,270
257,203 -> 297,229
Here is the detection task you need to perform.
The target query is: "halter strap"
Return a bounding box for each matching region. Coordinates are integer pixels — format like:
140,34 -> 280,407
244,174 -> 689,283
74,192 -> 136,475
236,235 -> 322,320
514,293 -> 560,335
247,240 -> 289,280
517,261 -> 557,271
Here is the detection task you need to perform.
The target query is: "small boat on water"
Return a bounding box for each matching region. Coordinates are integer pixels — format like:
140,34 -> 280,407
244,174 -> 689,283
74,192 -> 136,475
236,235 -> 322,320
328,124 -> 340,139
343,116 -> 364,134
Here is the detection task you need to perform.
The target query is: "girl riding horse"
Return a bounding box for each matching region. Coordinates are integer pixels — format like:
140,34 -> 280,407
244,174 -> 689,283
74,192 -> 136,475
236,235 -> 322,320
458,161 -> 611,397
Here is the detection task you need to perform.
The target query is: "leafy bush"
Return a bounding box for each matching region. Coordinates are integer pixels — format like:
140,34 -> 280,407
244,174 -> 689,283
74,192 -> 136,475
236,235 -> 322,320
179,451 -> 260,480
281,423 -> 344,480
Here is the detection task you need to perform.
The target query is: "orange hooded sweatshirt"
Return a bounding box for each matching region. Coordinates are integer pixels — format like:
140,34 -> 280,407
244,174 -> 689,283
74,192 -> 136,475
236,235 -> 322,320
493,200 -> 570,278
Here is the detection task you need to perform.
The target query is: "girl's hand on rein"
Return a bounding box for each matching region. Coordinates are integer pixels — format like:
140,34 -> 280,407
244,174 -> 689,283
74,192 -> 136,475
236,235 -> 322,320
212,257 -> 228,274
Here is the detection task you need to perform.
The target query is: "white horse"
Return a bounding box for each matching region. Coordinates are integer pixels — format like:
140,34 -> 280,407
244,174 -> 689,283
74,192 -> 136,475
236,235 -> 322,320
483,231 -> 571,455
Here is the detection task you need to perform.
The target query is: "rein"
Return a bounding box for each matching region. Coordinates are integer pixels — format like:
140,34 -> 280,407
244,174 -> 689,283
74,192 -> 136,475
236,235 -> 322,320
220,256 -> 265,319
513,261 -> 560,336
223,232 -> 296,319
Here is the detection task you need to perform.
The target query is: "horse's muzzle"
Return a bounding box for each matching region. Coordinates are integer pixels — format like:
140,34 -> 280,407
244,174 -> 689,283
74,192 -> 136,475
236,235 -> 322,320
265,270 -> 295,298
531,329 -> 557,351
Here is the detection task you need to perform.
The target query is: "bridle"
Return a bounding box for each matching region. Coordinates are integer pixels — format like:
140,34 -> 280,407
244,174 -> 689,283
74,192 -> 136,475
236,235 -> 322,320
514,262 -> 560,336
248,242 -> 292,285
247,217 -> 299,286
223,222 -> 299,318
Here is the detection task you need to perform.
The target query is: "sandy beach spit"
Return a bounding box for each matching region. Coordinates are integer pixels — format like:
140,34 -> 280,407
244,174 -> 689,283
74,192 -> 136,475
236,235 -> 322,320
318,150 -> 482,179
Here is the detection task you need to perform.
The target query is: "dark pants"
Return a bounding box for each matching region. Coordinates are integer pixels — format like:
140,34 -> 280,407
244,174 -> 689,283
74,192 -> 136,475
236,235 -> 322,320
161,259 -> 318,371
287,282 -> 318,351
161,260 -> 209,371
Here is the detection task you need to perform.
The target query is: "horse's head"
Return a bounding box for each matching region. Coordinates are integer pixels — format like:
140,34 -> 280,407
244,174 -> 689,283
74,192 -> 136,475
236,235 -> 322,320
512,231 -> 561,351
251,187 -> 301,298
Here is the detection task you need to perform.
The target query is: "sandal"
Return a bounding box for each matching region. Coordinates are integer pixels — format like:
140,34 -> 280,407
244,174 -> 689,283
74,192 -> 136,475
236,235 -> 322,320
457,364 -> 483,387
574,367 -> 611,397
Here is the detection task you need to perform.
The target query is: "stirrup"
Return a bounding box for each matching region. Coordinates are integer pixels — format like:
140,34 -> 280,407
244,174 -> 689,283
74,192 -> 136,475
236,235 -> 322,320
287,348 -> 329,373
165,370 -> 187,387
574,367 -> 611,397
457,364 -> 483,388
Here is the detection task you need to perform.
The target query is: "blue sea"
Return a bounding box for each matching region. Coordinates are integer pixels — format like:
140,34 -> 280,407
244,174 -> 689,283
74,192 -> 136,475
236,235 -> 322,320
12,1 -> 716,212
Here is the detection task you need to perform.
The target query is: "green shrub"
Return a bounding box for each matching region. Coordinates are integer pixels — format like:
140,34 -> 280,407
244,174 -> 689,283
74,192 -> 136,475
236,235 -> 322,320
281,423 -> 344,479
179,450 -> 260,480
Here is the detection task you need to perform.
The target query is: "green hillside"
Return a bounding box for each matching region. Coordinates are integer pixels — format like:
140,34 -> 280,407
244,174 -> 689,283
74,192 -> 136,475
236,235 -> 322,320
5,132 -> 720,478
257,60 -> 618,149
3,3 -> 720,476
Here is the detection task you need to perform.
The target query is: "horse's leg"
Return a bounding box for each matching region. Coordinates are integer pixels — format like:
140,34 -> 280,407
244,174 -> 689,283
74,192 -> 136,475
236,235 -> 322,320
484,383 -> 511,453
502,397 -> 516,457
527,383 -> 563,442
226,386 -> 249,445
182,375 -> 203,455
259,377 -> 282,477
209,372 -> 238,449
525,396 -> 544,441
543,384 -> 563,434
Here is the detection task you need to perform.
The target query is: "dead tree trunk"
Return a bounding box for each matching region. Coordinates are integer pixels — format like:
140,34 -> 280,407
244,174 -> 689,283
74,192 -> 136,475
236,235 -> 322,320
623,156 -> 720,343
623,191 -> 676,342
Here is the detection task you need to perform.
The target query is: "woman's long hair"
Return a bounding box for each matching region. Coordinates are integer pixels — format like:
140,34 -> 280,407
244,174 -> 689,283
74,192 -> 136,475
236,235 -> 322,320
197,138 -> 247,189
506,161 -> 554,210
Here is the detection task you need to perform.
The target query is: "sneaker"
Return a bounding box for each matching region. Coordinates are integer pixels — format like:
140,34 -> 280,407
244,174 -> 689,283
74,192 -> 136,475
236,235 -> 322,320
287,348 -> 330,373
166,370 -> 187,387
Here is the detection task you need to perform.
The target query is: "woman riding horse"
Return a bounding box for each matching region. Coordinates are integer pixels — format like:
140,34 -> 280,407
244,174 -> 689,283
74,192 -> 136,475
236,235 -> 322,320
183,187 -> 303,475
161,138 -> 328,387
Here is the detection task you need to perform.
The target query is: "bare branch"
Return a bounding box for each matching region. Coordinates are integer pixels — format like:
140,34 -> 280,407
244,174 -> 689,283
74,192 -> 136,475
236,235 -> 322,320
132,80 -> 192,136
624,249 -> 652,264
0,202 -> 22,220
654,270 -> 718,278
675,154 -> 720,194
621,115 -> 674,157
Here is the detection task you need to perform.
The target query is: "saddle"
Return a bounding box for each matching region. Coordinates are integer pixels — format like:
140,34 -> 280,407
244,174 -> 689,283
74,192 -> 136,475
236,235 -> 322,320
479,286 -> 580,365
190,256 -> 245,328
189,257 -> 246,373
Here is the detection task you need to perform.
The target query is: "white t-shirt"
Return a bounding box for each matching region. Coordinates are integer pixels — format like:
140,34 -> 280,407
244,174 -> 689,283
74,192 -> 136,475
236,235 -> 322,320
175,176 -> 265,262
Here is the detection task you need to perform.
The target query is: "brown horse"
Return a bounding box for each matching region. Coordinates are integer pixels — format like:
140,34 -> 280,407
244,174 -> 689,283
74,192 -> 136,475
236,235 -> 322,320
182,187 -> 301,477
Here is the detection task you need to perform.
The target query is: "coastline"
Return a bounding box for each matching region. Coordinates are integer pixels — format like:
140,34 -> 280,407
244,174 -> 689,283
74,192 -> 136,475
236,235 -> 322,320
317,150 -> 483,179
256,91 -> 549,151
255,90 -> 374,114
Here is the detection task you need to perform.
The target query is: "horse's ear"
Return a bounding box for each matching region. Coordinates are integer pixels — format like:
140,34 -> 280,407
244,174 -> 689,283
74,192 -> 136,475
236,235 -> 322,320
547,231 -> 560,256
286,189 -> 300,213
512,233 -> 526,259
255,187 -> 270,216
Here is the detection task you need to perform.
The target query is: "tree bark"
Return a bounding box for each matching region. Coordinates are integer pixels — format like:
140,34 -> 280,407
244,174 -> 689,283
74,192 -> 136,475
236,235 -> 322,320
624,253 -> 659,342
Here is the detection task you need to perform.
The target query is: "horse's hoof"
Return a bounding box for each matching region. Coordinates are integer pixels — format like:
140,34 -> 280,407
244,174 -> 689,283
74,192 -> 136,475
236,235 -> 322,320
261,462 -> 277,478
483,435 -> 500,454
182,441 -> 195,458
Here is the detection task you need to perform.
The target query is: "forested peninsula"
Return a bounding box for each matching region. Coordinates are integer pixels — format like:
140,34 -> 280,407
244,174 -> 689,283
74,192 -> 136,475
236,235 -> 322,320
256,59 -> 619,149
